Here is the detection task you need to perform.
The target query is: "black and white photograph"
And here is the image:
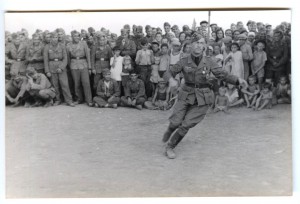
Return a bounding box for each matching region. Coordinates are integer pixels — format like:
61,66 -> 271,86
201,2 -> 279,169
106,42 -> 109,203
1,0 -> 299,202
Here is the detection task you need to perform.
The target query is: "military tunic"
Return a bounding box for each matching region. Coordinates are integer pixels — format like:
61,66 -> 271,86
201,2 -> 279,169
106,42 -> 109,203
265,40 -> 288,84
164,54 -> 238,136
91,44 -> 113,90
26,42 -> 45,73
121,79 -> 146,106
44,43 -> 72,103
5,42 -> 28,75
67,41 -> 92,104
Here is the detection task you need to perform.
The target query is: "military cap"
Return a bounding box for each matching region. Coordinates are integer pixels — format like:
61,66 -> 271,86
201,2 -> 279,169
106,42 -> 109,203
265,23 -> 272,28
136,26 -> 143,32
145,25 -> 151,31
124,24 -> 130,30
246,20 -> 253,26
191,36 -> 206,44
88,27 -> 95,32
182,25 -> 190,31
71,30 -> 80,37
200,20 -> 208,25
158,78 -> 167,83
26,66 -> 36,75
210,23 -> 217,27
164,22 -> 171,27
171,38 -> 181,46
50,32 -> 58,38
171,25 -> 179,30
35,29 -> 43,33
248,32 -> 256,37
56,28 -> 65,34
102,69 -> 111,75
95,31 -> 105,38
238,34 -> 247,39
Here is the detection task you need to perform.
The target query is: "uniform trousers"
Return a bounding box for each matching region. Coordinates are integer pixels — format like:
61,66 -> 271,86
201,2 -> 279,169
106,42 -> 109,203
71,68 -> 92,103
50,70 -> 73,103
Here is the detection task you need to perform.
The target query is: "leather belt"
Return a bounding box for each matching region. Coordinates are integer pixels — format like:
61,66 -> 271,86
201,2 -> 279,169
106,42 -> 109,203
50,58 -> 62,62
71,56 -> 86,60
96,58 -> 110,61
185,83 -> 211,88
16,58 -> 24,61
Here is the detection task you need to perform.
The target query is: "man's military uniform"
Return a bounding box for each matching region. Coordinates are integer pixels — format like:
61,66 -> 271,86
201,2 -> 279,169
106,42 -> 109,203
67,41 -> 93,104
44,42 -> 73,105
26,42 -> 45,73
266,39 -> 288,84
5,42 -> 28,76
163,53 -> 239,150
28,73 -> 56,102
91,44 -> 113,90
121,78 -> 146,107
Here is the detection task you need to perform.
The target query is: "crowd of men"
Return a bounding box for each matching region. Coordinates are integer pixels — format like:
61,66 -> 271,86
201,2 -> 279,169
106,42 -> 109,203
5,19 -> 291,110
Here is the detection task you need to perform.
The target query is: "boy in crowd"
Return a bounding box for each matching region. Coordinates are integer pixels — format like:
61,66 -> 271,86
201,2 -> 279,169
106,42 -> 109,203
241,75 -> 260,108
276,75 -> 291,104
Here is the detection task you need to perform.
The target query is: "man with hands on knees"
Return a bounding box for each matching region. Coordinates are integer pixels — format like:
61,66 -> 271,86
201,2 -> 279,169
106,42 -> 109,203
120,72 -> 146,110
162,36 -> 248,159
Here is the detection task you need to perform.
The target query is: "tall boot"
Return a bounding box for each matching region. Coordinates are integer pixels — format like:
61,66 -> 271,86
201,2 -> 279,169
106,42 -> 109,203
162,126 -> 176,143
165,131 -> 184,159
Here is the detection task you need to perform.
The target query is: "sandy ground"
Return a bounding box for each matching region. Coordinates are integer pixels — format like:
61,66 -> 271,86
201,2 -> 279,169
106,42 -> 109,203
5,103 -> 292,198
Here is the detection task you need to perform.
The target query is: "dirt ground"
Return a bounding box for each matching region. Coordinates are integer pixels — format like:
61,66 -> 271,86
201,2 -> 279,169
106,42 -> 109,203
5,103 -> 292,198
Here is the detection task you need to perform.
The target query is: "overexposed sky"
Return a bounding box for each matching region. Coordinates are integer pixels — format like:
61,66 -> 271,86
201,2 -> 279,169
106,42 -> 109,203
5,10 -> 291,36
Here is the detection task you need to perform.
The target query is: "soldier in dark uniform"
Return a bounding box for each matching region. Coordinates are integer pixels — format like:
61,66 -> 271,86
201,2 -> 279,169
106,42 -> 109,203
120,73 -> 146,110
133,26 -> 145,50
265,30 -> 288,85
91,34 -> 113,92
117,29 -> 137,62
162,36 -> 247,159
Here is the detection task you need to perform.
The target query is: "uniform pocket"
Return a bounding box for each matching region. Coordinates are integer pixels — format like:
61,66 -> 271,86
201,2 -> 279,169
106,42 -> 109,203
203,90 -> 215,105
177,89 -> 188,101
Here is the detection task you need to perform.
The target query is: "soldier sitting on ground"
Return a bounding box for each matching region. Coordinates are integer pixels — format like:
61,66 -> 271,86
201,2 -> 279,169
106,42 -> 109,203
93,69 -> 121,108
120,72 -> 146,110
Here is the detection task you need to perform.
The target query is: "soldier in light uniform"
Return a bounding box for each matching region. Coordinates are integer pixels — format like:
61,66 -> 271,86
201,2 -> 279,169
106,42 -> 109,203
67,30 -> 93,106
26,67 -> 56,107
5,34 -> 28,76
162,36 -> 247,159
44,32 -> 75,107
26,33 -> 45,74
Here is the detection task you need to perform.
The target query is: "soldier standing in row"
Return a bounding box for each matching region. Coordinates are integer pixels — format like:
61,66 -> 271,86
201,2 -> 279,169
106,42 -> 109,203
91,34 -> 113,92
67,30 -> 93,106
26,33 -> 45,74
5,35 -> 28,76
44,32 -> 75,107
